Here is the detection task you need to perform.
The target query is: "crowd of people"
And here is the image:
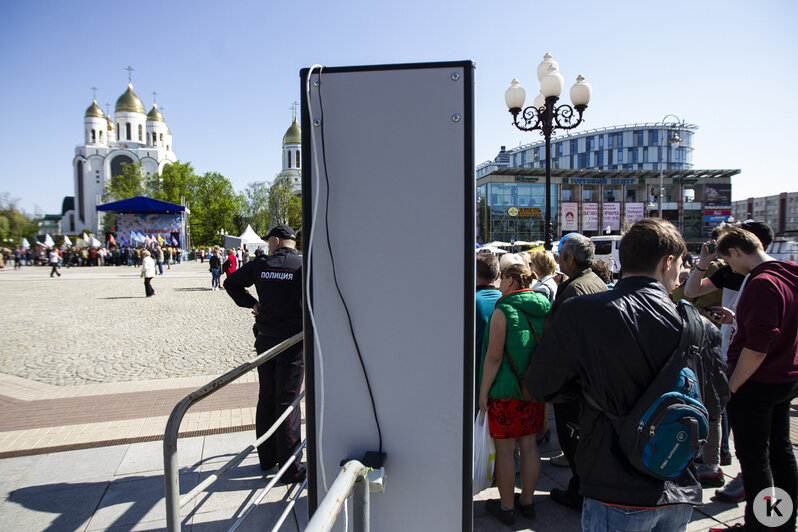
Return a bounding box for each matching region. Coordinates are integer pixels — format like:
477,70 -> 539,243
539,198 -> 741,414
0,245 -> 185,270
475,218 -> 797,532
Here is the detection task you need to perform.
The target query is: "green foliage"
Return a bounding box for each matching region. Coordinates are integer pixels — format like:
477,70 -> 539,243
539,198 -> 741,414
268,174 -> 301,235
243,181 -> 271,236
104,162 -> 145,202
190,171 -> 246,247
147,161 -> 198,205
0,193 -> 38,247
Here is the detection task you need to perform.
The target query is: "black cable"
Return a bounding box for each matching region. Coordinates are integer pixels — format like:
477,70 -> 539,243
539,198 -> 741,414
313,74 -> 383,454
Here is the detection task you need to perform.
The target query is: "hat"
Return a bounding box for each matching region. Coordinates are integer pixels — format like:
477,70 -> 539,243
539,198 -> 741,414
265,225 -> 296,240
740,220 -> 773,248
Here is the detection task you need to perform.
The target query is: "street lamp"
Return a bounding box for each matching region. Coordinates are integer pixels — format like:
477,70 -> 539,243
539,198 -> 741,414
505,53 -> 592,250
655,114 -> 684,219
218,228 -> 227,246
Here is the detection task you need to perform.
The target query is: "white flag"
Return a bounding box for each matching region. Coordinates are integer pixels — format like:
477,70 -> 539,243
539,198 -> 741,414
63,235 -> 72,246
44,234 -> 55,247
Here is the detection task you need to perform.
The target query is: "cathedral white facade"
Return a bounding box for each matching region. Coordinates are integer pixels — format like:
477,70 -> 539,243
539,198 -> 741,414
279,113 -> 301,187
61,82 -> 177,235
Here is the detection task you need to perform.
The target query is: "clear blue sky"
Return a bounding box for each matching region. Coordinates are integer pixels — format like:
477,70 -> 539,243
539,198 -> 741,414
1,0 -> 796,215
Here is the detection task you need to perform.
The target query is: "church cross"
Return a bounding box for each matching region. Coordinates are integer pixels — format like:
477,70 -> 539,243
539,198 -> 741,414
290,101 -> 299,120
125,66 -> 134,83
152,91 -> 158,105
91,86 -> 98,100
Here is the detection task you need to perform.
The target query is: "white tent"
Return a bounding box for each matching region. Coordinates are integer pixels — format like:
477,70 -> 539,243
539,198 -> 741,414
223,225 -> 267,253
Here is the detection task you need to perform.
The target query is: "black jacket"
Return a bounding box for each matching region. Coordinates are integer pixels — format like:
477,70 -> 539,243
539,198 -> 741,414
209,255 -> 221,269
223,247 -> 302,337
526,276 -> 729,507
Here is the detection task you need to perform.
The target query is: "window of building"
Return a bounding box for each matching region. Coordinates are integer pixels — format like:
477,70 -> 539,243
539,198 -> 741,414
556,143 -> 563,157
287,150 -> 292,167
635,130 -> 644,147
596,151 -> 604,166
582,185 -> 596,201
649,130 -> 658,146
570,139 -> 578,154
296,150 -> 300,168
569,154 -> 574,169
608,134 -> 615,149
562,185 -> 575,201
616,132 -> 623,148
617,149 -> 623,163
643,148 -> 649,163
138,124 -> 143,141
96,170 -> 100,184
160,133 -> 163,144
91,129 -> 96,143
587,136 -> 595,151
631,148 -> 639,163
626,188 -> 637,202
578,153 -> 588,168
608,150 -> 613,164
126,122 -> 131,140
99,130 -> 103,142
604,186 -> 619,202
599,135 -> 604,150
624,164 -> 633,170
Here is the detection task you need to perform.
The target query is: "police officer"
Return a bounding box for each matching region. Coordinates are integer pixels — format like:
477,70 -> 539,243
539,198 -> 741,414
224,224 -> 305,482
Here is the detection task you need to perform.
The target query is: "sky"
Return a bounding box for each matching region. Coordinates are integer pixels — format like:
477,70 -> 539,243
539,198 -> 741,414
1,0 -> 796,215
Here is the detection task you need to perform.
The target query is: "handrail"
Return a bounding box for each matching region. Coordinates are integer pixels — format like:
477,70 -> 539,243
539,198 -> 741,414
306,460 -> 369,532
163,332 -> 303,532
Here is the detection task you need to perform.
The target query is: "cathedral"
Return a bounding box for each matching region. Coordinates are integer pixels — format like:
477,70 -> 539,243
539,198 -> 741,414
60,76 -> 301,236
61,79 -> 177,235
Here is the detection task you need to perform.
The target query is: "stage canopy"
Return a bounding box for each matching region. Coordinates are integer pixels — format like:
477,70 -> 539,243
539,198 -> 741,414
96,196 -> 187,213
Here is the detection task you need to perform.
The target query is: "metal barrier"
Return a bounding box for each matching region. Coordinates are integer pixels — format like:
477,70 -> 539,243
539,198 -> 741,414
305,460 -> 370,532
163,333 -> 303,532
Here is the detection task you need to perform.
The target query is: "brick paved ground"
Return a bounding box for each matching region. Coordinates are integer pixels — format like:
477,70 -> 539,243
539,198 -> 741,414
0,261 -> 276,455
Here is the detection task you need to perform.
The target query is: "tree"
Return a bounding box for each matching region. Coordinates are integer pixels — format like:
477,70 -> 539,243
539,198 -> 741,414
0,193 -> 37,246
243,181 -> 271,236
190,171 -> 245,246
104,162 -> 145,202
268,174 -> 301,235
147,161 -> 198,206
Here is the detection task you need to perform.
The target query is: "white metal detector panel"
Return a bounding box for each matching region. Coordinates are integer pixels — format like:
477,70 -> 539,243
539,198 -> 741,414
301,61 -> 474,531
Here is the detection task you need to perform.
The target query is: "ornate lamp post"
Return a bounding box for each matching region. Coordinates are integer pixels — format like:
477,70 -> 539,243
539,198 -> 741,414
655,114 -> 684,218
505,53 -> 592,250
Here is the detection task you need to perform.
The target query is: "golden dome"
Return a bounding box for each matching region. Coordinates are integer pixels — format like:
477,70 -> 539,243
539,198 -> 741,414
147,104 -> 164,122
282,118 -> 301,145
85,100 -> 105,119
106,114 -> 115,130
115,83 -> 146,113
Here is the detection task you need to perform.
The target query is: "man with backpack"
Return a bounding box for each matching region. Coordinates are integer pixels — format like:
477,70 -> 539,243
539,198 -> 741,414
526,218 -> 729,531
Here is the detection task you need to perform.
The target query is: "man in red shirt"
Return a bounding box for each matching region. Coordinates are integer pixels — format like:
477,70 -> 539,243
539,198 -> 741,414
712,227 -> 798,532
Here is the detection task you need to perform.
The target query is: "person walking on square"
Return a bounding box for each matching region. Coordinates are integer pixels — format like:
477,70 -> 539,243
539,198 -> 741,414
48,247 -> 61,277
224,225 -> 305,483
155,246 -> 164,275
208,249 -> 222,290
140,250 -> 156,297
527,219 -> 728,532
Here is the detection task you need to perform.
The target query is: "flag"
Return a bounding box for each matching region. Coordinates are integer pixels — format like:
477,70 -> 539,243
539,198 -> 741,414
63,235 -> 72,246
21,238 -> 30,249
157,234 -> 165,245
119,234 -> 128,246
171,236 -> 179,246
44,234 -> 55,247
91,236 -> 102,248
108,234 -> 116,246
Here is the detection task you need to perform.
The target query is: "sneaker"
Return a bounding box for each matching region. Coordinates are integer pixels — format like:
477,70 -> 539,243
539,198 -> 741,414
714,473 -> 744,503
549,452 -> 570,467
514,493 -> 536,519
486,499 -> 515,526
696,464 -> 725,487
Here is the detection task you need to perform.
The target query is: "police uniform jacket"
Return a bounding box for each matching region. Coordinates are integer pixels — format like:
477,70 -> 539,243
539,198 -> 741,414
223,247 -> 302,337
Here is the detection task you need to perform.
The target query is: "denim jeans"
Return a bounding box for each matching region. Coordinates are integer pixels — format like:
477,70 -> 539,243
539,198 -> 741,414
582,498 -> 692,532
727,379 -> 798,532
211,268 -> 221,288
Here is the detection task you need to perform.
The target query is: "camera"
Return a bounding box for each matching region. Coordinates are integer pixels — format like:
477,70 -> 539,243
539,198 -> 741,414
706,241 -> 717,254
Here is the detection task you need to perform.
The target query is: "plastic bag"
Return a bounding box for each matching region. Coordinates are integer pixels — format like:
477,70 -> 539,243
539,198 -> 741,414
473,411 -> 495,495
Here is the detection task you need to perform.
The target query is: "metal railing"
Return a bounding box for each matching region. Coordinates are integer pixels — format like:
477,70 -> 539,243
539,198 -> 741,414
305,460 -> 370,532
163,333 -> 303,532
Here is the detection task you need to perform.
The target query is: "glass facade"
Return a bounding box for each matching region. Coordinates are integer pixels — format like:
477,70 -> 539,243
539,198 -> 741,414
485,182 -> 558,242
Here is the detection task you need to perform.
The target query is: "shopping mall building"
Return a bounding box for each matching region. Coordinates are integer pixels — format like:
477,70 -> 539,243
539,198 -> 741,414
476,122 -> 739,245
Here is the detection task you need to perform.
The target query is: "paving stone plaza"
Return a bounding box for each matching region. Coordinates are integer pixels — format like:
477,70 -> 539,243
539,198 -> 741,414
0,259 -> 771,530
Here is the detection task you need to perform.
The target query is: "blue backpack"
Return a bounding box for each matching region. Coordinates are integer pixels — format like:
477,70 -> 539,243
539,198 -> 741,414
584,301 -> 709,480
